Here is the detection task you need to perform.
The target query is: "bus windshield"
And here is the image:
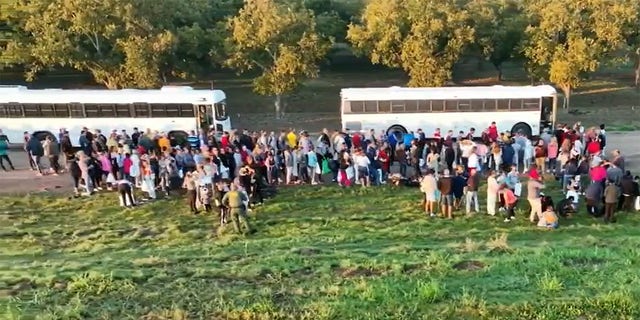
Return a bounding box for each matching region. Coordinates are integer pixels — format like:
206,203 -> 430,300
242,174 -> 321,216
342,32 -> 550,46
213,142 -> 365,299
214,100 -> 227,120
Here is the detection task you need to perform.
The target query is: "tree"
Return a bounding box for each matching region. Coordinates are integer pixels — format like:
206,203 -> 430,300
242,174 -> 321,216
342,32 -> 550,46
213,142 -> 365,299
466,0 -> 526,81
523,0 -> 639,108
347,0 -> 474,87
225,0 -> 332,118
1,0 -> 176,88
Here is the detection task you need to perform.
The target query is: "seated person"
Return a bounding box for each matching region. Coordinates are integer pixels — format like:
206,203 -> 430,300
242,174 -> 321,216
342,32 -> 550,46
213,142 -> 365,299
538,205 -> 559,229
556,196 -> 575,217
565,185 -> 580,210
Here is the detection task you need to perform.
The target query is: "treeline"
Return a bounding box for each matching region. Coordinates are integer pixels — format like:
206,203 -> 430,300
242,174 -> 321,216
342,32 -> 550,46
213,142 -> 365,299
1,0 -> 639,115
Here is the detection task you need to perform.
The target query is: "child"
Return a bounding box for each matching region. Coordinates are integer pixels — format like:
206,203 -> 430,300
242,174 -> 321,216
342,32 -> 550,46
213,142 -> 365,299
502,186 -> 518,222
538,205 -> 559,229
198,183 -> 213,213
556,196 -> 575,218
565,185 -> 580,211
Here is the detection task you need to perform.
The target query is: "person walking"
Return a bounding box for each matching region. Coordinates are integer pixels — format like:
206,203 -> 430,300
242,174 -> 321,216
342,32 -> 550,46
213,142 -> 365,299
222,183 -> 256,234
26,133 -> 44,175
0,137 -> 15,171
183,171 -> 198,214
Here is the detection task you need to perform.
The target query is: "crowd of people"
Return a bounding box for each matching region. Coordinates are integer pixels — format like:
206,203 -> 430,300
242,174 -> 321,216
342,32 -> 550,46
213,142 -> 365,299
2,120 -> 640,232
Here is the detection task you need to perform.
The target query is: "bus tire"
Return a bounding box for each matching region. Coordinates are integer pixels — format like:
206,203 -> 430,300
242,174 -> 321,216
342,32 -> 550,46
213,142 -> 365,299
33,131 -> 57,143
511,122 -> 532,138
387,125 -> 407,142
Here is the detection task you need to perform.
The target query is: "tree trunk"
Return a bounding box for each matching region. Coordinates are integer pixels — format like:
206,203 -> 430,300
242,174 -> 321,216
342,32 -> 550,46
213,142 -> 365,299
493,62 -> 503,82
634,49 -> 640,89
562,85 -> 571,110
274,94 -> 282,119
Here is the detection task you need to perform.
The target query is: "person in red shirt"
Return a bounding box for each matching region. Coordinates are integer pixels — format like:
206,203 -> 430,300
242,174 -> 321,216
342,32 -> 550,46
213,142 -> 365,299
352,132 -> 362,150
377,145 -> 390,180
587,138 -> 601,156
433,128 -> 441,139
487,122 -> 499,142
220,132 -> 230,150
122,153 -> 133,181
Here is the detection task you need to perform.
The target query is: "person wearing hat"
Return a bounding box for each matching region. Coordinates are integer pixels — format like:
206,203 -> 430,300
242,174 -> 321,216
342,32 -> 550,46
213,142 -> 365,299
526,169 -> 545,223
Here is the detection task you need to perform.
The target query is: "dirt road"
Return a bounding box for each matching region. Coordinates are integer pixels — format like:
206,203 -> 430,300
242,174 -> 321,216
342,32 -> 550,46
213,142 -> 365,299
1,132 -> 639,195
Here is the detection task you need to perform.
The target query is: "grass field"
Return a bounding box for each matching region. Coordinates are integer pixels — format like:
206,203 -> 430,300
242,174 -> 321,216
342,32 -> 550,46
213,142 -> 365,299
2,179 -> 640,319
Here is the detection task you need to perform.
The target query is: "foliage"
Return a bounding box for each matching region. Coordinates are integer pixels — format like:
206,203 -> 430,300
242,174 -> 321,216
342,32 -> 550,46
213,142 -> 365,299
347,0 -> 474,87
225,0 -> 332,118
1,0 -> 177,88
466,0 -> 526,81
522,0 -> 639,107
2,178 -> 640,319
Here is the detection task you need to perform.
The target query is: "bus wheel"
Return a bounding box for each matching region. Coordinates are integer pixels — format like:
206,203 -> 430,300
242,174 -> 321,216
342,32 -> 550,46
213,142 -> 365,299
511,122 -> 532,138
387,125 -> 407,142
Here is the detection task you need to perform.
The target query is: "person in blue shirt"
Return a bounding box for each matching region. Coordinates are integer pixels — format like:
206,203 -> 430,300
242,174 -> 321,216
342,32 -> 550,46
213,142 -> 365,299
187,130 -> 200,150
403,132 -> 414,150
502,141 -> 515,168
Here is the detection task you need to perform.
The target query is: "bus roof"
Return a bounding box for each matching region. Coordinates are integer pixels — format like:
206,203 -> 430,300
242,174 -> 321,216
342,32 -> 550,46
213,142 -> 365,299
0,86 -> 226,104
340,85 -> 557,101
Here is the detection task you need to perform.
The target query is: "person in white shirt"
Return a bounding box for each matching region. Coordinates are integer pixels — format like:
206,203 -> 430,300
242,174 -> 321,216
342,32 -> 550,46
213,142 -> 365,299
117,179 -> 136,207
354,150 -> 371,187
486,170 -> 500,216
467,146 -> 479,172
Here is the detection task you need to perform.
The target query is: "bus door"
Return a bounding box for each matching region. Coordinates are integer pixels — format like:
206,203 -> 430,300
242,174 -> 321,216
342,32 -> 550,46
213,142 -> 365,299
196,104 -> 213,132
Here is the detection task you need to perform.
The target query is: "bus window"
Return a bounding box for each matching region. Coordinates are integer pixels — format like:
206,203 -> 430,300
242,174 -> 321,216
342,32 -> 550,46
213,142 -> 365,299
54,104 -> 70,117
431,100 -> 444,112
214,101 -> 227,120
350,101 -> 364,113
523,98 -> 540,111
378,101 -> 391,112
470,100 -> 484,111
364,101 -> 378,113
404,100 -> 418,112
497,99 -> 510,111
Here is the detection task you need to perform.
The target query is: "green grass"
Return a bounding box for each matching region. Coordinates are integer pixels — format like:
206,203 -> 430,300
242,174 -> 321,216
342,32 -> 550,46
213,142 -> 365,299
2,179 -> 640,319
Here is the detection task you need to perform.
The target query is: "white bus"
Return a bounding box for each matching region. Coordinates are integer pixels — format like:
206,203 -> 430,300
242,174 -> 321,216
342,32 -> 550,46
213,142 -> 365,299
0,85 -> 231,146
340,85 -> 557,139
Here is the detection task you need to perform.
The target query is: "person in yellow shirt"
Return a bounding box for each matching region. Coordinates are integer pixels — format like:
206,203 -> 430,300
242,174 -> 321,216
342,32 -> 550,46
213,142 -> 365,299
286,129 -> 297,149
538,204 -> 559,229
157,133 -> 171,152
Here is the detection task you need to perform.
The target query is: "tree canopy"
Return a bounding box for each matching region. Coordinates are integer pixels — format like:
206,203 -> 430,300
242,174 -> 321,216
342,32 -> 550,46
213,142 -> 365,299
0,0 -> 639,108
523,0 -> 639,108
347,0 -> 474,87
225,0 -> 331,118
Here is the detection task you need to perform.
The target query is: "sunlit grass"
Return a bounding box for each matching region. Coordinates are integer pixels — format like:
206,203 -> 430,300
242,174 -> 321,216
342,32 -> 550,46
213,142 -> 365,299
1,179 -> 640,319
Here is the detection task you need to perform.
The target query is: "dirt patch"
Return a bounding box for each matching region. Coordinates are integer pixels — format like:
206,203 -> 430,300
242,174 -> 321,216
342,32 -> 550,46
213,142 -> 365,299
401,263 -> 425,274
1,279 -> 35,296
51,280 -> 67,290
289,266 -> 315,278
452,260 -> 486,271
562,257 -> 606,268
294,247 -> 321,256
334,266 -> 383,278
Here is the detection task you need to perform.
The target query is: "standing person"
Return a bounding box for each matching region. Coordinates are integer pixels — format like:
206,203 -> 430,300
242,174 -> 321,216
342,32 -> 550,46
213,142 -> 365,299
603,180 -> 619,223
141,158 -> 156,200
26,133 -> 44,175
438,169 -> 454,219
527,175 -> 545,223
69,155 -> 82,196
183,172 -> 198,214
420,169 -> 438,217
395,144 -> 408,178
23,131 -> 36,170
534,140 -> 546,173
0,137 -> 15,171
307,147 -> 319,185
77,151 -> 93,195
221,183 -> 256,234
465,169 -> 480,215
43,136 -> 61,175
338,150 -> 352,187
486,170 -> 500,216
284,147 -> 294,185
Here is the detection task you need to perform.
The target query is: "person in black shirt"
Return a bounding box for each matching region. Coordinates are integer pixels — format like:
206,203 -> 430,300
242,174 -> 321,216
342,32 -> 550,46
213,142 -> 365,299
556,196 -> 575,217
